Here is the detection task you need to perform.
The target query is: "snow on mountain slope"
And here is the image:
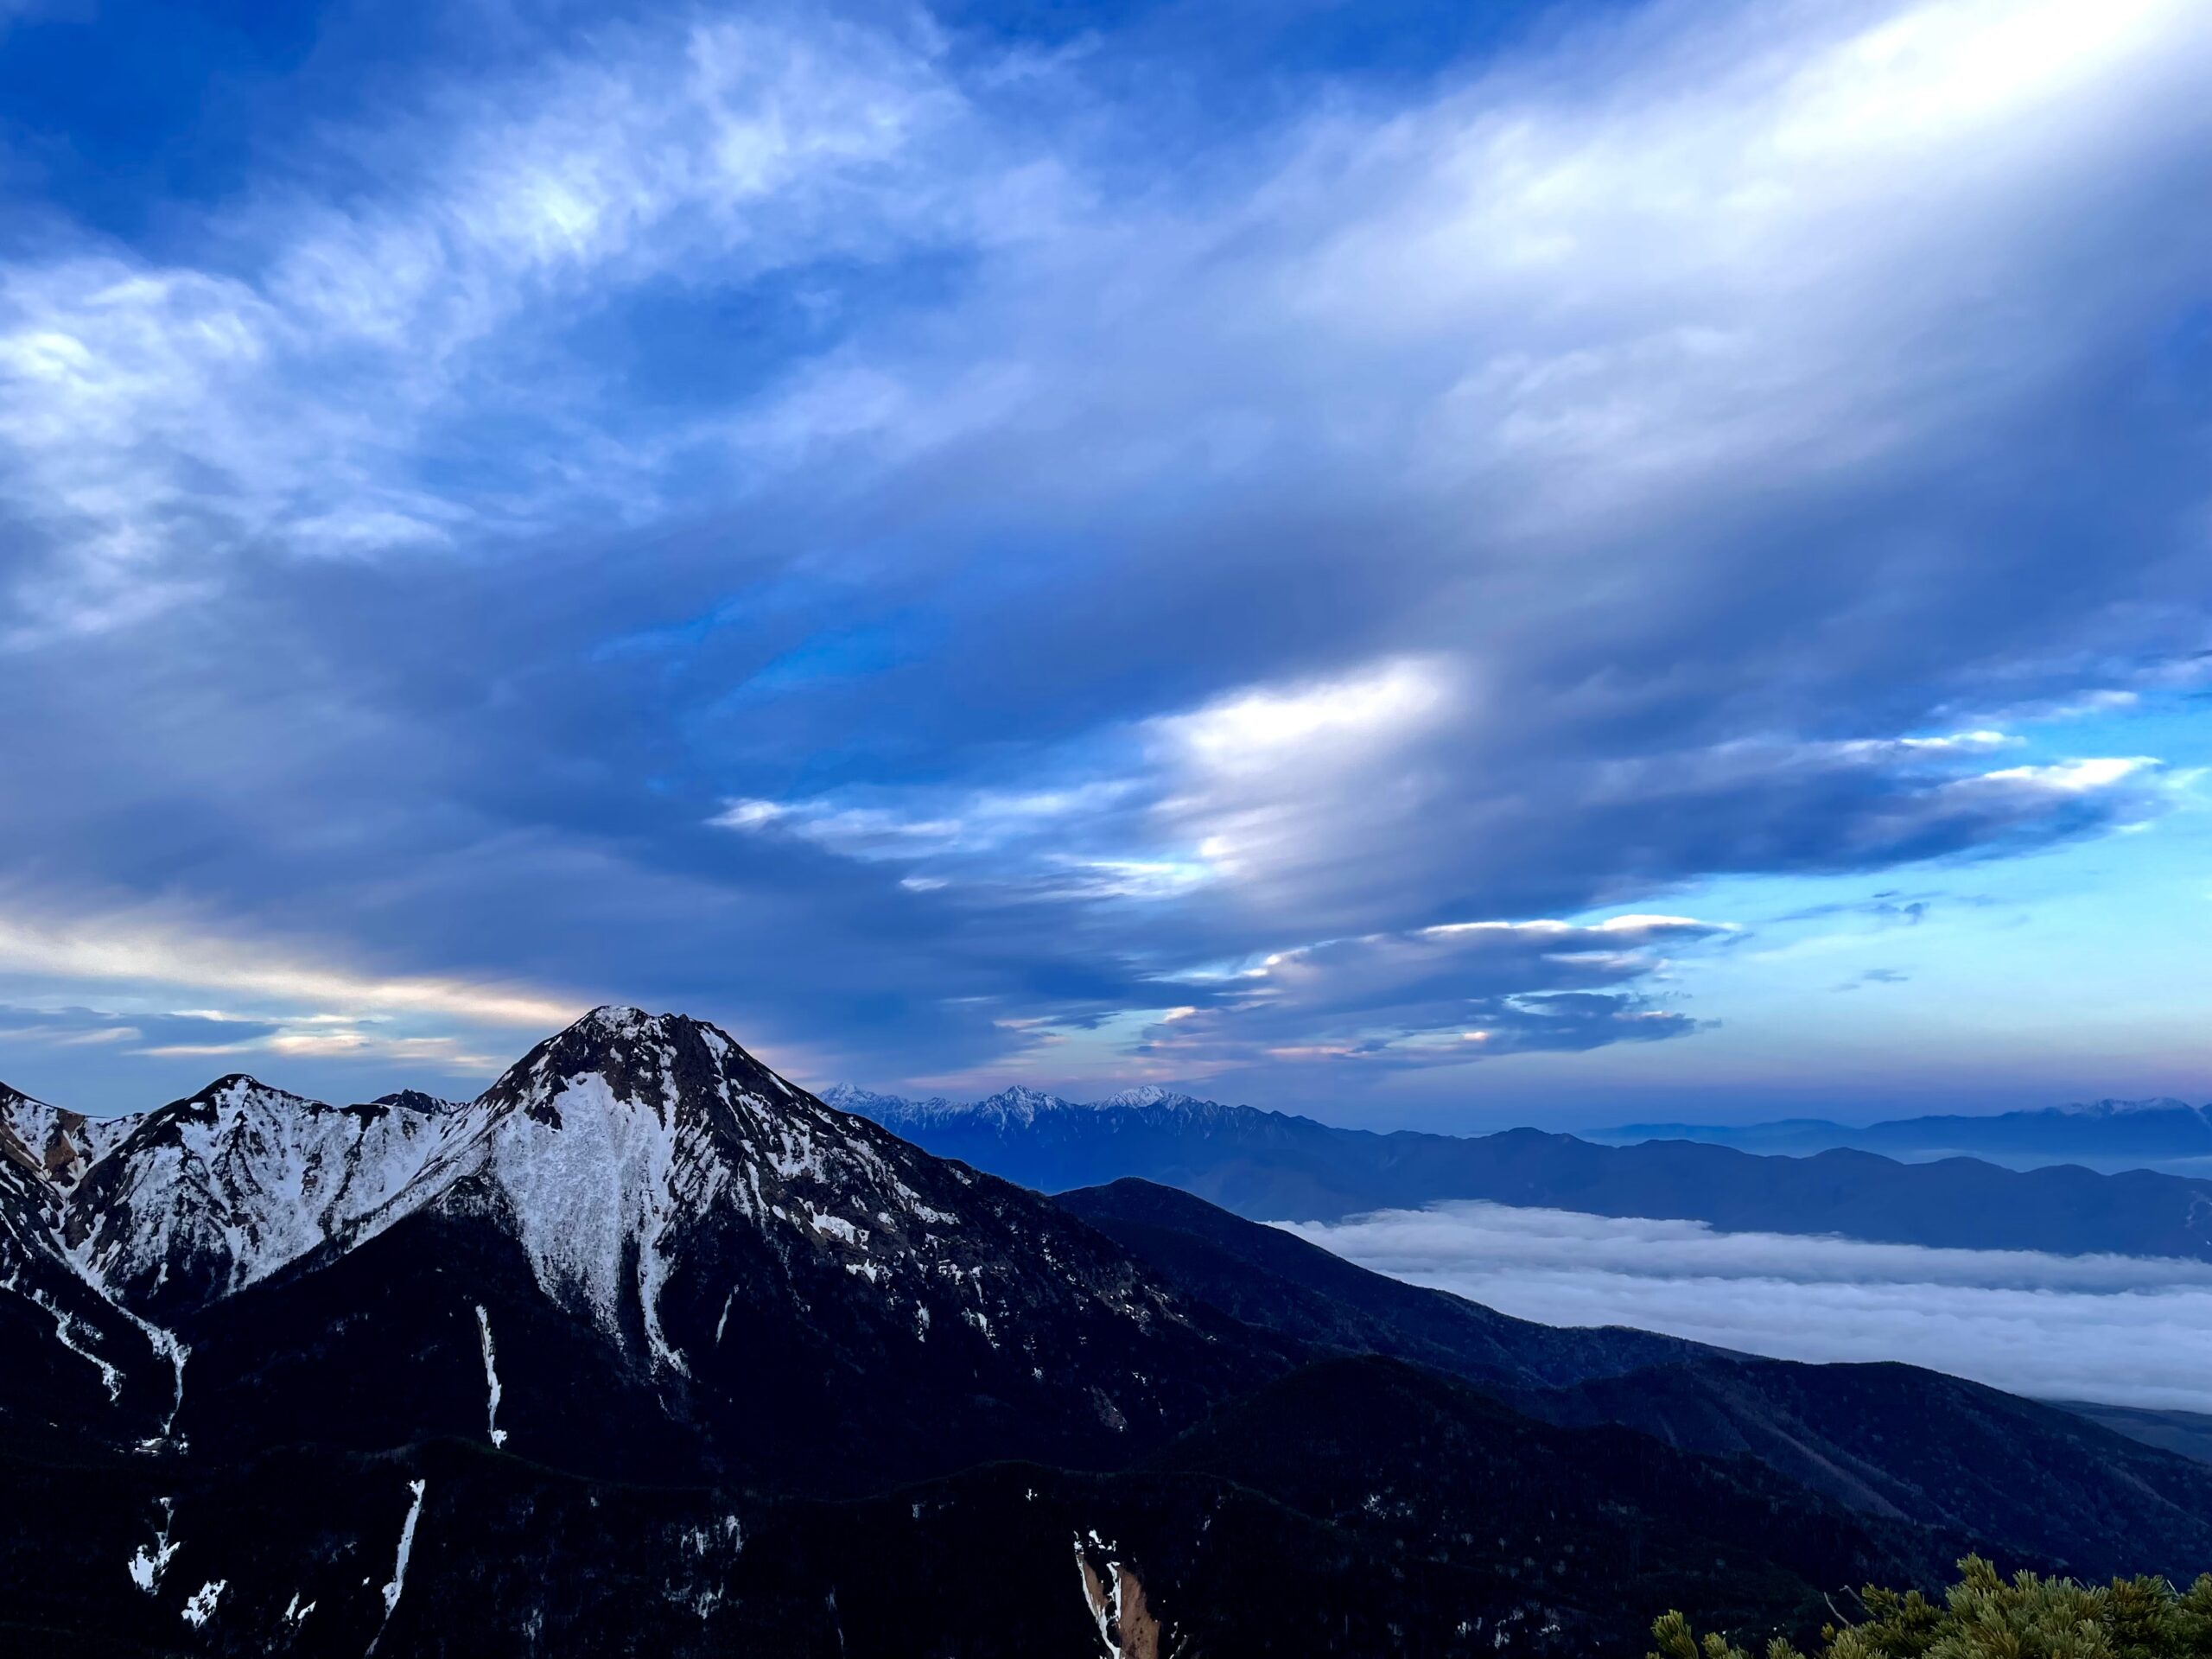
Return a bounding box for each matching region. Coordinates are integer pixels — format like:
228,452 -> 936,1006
65,1078 -> 452,1319
371,1090 -> 467,1116
963,1085 -> 1079,1128
366,1009 -> 1223,1378
2061,1097 -> 2212,1122
817,1082 -> 944,1118
157,1007 -> 1285,1489
2,1082 -> 141,1190
821,1082 -> 1076,1127
0,1112 -> 172,1435
831,1081 -> 1239,1129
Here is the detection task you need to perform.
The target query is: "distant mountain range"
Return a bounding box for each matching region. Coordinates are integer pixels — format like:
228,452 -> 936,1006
1592,1098 -> 2212,1172
10,1015 -> 2212,1655
829,1083 -> 2212,1260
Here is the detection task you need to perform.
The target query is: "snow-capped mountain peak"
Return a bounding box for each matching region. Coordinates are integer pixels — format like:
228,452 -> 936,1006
970,1085 -> 1076,1126
823,1082 -> 1087,1128
64,1075 -> 451,1319
821,1083 -> 963,1124
365,1006 -> 983,1372
370,1089 -> 465,1116
2062,1096 -> 2204,1120
1099,1085 -> 1199,1110
4,1007 -> 1269,1478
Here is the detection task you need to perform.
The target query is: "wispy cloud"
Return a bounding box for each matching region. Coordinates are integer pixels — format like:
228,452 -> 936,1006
1125,913 -> 1735,1072
0,11 -> 1004,641
0,904 -> 580,1028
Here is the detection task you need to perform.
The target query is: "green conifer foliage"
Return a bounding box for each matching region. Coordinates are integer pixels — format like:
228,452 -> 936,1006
1651,1557 -> 2212,1659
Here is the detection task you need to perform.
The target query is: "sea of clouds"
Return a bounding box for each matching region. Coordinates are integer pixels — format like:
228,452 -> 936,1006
1281,1203 -> 2212,1411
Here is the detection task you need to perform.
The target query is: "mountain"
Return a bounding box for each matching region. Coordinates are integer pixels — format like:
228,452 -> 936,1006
65,1077 -> 453,1320
1060,1178 -> 2212,1582
1599,1099 -> 2212,1173
1058,1175 -> 1709,1391
0,1110 -> 172,1443
12,1008 -> 2212,1654
842,1084 -> 2212,1258
160,1007 -> 1289,1491
370,1088 -> 467,1116
2,1080 -> 141,1189
0,1360 -> 1969,1659
1515,1361 -> 2212,1581
2055,1401 -> 2212,1466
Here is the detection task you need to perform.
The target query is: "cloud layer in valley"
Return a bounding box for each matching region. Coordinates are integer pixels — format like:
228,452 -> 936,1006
1286,1201 -> 2212,1411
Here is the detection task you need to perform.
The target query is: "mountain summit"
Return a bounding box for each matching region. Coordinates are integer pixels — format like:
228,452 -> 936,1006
147,1007 -> 1281,1488
64,1074 -> 448,1320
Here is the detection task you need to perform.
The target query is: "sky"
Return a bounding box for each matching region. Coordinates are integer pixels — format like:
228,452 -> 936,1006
0,0 -> 2209,1122
1288,1202 -> 2212,1410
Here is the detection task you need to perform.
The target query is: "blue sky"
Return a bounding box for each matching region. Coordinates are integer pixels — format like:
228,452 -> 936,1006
1,0 -> 2208,1125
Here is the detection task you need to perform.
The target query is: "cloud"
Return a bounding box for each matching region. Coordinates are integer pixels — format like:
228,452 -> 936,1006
1833,966 -> 1910,990
1285,1200 -> 2212,1411
1128,913 -> 1733,1071
0,903 -> 581,1028
1,0 -> 2209,1106
711,655 -> 2175,932
0,10 -> 1002,641
0,1001 -> 512,1105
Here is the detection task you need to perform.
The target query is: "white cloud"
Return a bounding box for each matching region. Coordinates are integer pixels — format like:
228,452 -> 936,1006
1154,658 -> 1452,772
712,779 -> 1134,868
0,904 -> 579,1030
1124,912 -> 1733,1072
707,656 -> 1458,900
0,13 -> 1000,642
1285,1200 -> 2212,1411
1972,757 -> 2156,793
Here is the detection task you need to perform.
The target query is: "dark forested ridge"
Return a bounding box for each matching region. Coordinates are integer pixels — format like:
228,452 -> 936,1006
1060,1179 -> 2212,1584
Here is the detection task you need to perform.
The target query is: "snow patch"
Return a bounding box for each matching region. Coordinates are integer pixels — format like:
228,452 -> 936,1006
181,1579 -> 225,1629
474,1304 -> 507,1448
715,1288 -> 735,1344
369,1476 -> 428,1653
13,1278 -> 122,1401
1074,1533 -> 1123,1658
127,1499 -> 177,1593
